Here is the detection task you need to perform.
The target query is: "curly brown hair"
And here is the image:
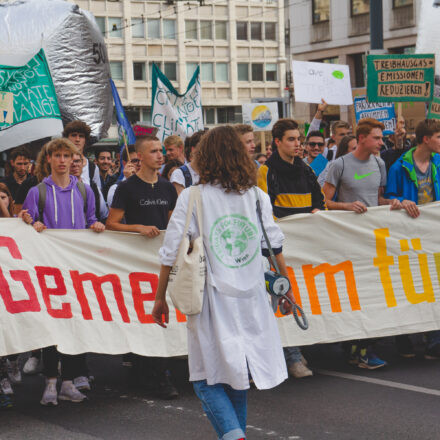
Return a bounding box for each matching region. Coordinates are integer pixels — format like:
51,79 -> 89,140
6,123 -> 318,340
35,143 -> 51,182
193,125 -> 257,193
0,183 -> 14,217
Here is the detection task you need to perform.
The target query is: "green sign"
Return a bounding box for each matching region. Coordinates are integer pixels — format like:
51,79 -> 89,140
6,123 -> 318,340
366,54 -> 435,102
0,49 -> 61,130
428,97 -> 440,120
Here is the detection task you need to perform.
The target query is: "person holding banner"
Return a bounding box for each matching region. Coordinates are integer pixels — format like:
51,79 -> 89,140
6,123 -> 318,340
152,126 -> 291,440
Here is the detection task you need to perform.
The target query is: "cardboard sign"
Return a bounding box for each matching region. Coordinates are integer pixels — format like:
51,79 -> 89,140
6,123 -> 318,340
428,97 -> 440,120
367,54 -> 435,102
242,102 -> 279,132
354,95 -> 396,135
292,60 -> 353,105
0,91 -> 13,124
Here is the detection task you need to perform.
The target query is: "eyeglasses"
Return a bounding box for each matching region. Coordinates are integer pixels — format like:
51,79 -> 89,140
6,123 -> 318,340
72,159 -> 83,165
130,158 -> 140,164
307,142 -> 325,148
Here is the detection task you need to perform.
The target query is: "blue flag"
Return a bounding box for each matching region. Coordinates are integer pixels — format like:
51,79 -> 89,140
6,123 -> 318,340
110,79 -> 136,179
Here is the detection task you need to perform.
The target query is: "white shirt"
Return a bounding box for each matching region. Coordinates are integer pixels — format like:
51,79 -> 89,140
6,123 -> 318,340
170,163 -> 199,188
81,160 -> 101,189
159,184 -> 287,390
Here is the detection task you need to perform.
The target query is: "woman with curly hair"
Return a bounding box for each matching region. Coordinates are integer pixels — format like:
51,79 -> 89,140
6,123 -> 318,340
152,126 -> 294,440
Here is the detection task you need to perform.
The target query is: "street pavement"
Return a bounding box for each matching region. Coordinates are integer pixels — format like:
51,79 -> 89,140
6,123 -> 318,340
1,337 -> 440,440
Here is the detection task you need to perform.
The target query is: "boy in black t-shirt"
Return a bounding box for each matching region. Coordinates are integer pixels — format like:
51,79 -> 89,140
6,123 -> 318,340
106,135 -> 178,399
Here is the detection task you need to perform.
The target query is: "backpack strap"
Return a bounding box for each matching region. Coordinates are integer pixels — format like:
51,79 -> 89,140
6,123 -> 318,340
88,160 -> 96,183
76,181 -> 88,219
180,165 -> 193,188
90,182 -> 101,222
335,156 -> 345,202
37,182 -> 47,223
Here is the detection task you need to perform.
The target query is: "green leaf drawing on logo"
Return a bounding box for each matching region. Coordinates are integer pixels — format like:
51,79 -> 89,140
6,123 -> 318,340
332,70 -> 344,80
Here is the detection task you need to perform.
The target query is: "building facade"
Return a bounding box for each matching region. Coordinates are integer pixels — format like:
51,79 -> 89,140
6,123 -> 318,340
288,0 -> 419,126
73,0 -> 288,136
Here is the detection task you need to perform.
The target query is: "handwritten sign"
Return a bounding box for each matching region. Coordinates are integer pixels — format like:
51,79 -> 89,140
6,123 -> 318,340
242,102 -> 279,132
428,96 -> 440,120
354,95 -> 396,135
366,54 -> 435,102
292,60 -> 353,105
0,91 -> 13,124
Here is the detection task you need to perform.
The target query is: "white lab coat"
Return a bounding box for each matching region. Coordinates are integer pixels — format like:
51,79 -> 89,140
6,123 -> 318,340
159,184 -> 288,390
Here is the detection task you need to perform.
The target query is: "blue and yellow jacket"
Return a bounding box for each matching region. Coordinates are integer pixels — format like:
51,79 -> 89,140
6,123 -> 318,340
257,150 -> 326,218
385,147 -> 440,203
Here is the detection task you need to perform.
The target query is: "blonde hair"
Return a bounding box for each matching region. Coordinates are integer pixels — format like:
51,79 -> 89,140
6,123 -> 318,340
46,138 -> 79,157
163,135 -> 183,149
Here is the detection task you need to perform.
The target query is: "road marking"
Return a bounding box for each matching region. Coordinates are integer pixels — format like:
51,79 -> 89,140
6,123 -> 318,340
317,369 -> 440,397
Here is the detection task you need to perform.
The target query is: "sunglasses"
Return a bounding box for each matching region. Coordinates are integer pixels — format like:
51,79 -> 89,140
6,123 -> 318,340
307,142 -> 325,148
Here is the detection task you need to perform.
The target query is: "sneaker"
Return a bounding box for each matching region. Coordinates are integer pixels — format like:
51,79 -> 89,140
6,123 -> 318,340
424,344 -> 440,360
358,353 -> 387,370
40,379 -> 58,406
288,361 -> 313,378
73,376 -> 91,391
59,381 -> 87,403
7,360 -> 22,384
0,394 -> 12,409
396,335 -> 416,358
23,356 -> 42,375
154,374 -> 179,400
348,344 -> 359,366
0,378 -> 13,395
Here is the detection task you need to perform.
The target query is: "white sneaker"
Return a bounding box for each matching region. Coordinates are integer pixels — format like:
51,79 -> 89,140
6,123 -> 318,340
59,381 -> 87,403
73,376 -> 91,391
7,360 -> 22,384
288,361 -> 313,379
0,377 -> 13,395
23,356 -> 41,375
40,379 -> 58,406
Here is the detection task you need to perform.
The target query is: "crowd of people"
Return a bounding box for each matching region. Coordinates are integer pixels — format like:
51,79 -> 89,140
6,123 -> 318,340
0,108 -> 439,438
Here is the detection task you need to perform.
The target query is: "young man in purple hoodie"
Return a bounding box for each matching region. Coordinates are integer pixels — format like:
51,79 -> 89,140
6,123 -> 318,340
22,138 -> 104,406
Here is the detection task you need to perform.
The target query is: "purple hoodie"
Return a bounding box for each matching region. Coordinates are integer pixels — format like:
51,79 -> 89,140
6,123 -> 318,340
23,175 -> 97,229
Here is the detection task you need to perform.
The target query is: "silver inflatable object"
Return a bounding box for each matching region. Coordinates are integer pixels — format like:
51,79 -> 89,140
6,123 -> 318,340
0,0 -> 112,142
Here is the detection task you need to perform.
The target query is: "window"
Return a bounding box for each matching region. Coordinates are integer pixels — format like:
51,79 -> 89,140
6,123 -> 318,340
148,19 -> 161,39
236,22 -> 248,40
132,18 -> 145,38
201,62 -> 214,81
216,63 -> 228,81
215,21 -> 227,40
164,62 -> 177,81
110,62 -> 123,80
186,62 -> 198,80
217,107 -> 235,124
250,22 -> 262,40
393,0 -> 412,7
265,63 -> 277,81
163,20 -> 176,39
149,61 -> 161,80
201,21 -> 213,39
141,108 -> 151,124
251,63 -> 263,81
351,0 -> 369,16
312,0 -> 330,23
351,53 -> 365,87
237,63 -> 249,81
95,17 -> 106,35
185,20 -> 198,39
133,62 -> 145,81
108,18 -> 122,38
265,22 -> 276,40
204,108 -> 215,125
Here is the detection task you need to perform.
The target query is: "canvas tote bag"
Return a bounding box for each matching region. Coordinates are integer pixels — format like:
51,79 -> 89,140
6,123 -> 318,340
168,186 -> 206,315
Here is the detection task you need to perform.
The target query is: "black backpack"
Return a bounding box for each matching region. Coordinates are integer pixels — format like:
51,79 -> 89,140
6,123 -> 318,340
179,165 -> 193,188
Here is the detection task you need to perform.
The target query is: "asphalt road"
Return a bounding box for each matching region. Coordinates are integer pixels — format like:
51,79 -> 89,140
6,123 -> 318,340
1,337 -> 440,440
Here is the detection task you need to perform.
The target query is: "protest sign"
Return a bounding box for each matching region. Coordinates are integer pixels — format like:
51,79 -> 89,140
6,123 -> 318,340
0,49 -> 63,151
242,102 -> 279,132
2,203 -> 440,357
428,97 -> 440,120
151,64 -> 203,144
309,154 -> 328,177
133,124 -> 158,137
366,54 -> 435,102
354,95 -> 396,135
292,60 -> 353,105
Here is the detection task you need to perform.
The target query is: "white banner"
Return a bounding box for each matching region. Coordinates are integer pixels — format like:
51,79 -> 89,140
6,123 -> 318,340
1,203 -> 440,357
242,102 -> 279,132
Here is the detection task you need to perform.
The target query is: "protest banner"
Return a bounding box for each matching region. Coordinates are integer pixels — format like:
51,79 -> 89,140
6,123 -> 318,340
292,60 -> 353,105
2,203 -> 440,357
428,97 -> 440,120
0,49 -> 63,151
354,95 -> 396,135
151,64 -> 203,144
366,54 -> 435,102
133,124 -> 158,137
242,102 -> 279,132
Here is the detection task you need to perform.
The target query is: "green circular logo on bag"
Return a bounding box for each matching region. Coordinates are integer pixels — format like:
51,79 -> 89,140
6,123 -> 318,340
210,214 -> 259,268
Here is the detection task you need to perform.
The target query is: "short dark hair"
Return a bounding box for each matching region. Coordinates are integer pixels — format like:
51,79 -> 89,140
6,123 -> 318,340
184,130 -> 205,161
306,130 -> 325,142
162,159 -> 184,181
62,120 -> 91,141
121,145 -> 136,162
415,119 -> 440,144
336,135 -> 356,159
10,145 -> 31,161
134,135 -> 160,153
272,119 -> 299,142
95,147 -> 113,159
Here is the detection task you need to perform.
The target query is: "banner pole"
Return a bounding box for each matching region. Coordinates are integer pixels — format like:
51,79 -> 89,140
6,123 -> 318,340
260,131 -> 266,154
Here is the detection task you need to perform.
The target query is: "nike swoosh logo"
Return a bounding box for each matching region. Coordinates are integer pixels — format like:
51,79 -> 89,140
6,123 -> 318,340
354,171 -> 374,180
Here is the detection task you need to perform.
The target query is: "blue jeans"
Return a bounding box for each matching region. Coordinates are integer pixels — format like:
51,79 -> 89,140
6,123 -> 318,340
284,346 -> 302,367
193,380 -> 247,440
427,330 -> 440,349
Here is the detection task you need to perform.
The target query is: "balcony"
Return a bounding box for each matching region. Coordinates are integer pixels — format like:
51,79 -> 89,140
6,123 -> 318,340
349,14 -> 370,37
311,21 -> 330,43
391,5 -> 414,29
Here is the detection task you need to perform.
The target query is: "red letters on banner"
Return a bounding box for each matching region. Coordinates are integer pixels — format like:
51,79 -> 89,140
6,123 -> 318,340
129,272 -> 158,323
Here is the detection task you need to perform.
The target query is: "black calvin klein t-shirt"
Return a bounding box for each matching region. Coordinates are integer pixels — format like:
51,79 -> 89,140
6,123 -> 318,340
111,175 -> 177,229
